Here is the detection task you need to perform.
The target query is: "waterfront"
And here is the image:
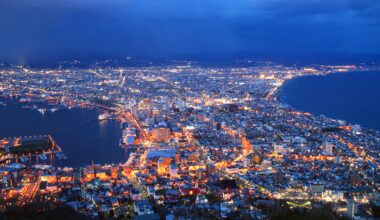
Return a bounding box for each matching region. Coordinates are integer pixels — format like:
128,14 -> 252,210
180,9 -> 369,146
0,101 -> 128,167
281,71 -> 380,131
1,64 -> 380,219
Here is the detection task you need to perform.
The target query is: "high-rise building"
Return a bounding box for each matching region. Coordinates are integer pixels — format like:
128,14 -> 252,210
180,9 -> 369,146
310,183 -> 324,194
347,199 -> 358,219
334,155 -> 341,164
174,152 -> 181,163
169,163 -> 178,178
206,163 -> 216,175
323,141 -> 334,155
157,157 -> 172,175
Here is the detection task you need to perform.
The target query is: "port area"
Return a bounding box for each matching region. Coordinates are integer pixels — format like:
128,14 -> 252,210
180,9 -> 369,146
0,135 -> 66,164
119,122 -> 140,149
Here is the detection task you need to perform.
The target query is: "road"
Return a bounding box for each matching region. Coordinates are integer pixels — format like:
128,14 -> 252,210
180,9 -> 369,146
126,172 -> 149,199
123,112 -> 151,141
16,179 -> 40,206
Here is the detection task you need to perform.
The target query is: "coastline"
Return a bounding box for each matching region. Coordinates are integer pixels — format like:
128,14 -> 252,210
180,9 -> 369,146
276,70 -> 380,132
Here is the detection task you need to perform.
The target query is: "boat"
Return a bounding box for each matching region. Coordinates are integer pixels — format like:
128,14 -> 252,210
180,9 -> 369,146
98,113 -> 109,121
19,98 -> 31,102
56,153 -> 68,160
38,154 -> 47,161
38,108 -> 46,115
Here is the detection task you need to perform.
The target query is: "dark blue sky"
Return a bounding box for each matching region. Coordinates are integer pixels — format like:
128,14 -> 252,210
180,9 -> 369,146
0,0 -> 379,64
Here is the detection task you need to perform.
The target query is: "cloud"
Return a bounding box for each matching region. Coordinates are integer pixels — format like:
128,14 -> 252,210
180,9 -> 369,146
0,0 -> 379,64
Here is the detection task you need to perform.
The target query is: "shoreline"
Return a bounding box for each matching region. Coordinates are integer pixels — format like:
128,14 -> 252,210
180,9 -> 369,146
275,70 -> 380,132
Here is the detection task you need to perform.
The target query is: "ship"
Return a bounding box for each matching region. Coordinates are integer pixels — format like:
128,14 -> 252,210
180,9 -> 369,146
38,108 -> 46,115
49,108 -> 59,113
38,154 -> 48,161
98,112 -> 109,121
56,153 -> 68,160
19,98 -> 32,102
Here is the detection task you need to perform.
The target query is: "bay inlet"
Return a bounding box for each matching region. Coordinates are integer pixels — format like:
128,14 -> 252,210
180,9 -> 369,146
281,71 -> 380,131
0,101 -> 129,167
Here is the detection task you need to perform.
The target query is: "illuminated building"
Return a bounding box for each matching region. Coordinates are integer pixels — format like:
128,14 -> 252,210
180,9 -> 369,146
310,183 -> 324,194
334,155 -> 341,164
206,163 -> 216,175
261,159 -> 271,169
323,141 -> 334,155
151,127 -> 170,142
347,199 -> 358,219
157,157 -> 172,175
134,200 -> 154,216
254,154 -> 263,164
169,163 -> 178,178
174,152 -> 181,163
41,174 -> 57,183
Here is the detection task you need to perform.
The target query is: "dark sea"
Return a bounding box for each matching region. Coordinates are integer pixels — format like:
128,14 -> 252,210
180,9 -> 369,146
281,71 -> 380,131
0,101 -> 129,167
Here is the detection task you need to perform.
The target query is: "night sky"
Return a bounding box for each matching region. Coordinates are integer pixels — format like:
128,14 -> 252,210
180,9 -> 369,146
0,0 -> 379,64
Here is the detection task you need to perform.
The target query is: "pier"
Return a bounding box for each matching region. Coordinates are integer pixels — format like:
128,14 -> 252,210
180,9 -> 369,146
0,135 -> 64,164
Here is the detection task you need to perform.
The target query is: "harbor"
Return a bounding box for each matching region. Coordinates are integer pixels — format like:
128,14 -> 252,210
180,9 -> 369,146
0,135 -> 66,165
0,100 -> 128,167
